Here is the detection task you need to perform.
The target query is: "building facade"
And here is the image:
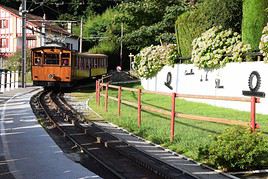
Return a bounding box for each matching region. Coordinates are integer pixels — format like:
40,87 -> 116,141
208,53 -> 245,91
0,5 -> 79,58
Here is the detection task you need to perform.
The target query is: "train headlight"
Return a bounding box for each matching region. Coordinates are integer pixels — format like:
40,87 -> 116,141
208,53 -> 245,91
48,74 -> 55,79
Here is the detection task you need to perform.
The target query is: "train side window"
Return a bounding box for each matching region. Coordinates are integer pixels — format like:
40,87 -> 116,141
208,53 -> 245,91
81,58 -> 85,70
84,59 -> 88,69
101,59 -> 104,67
76,57 -> 80,68
89,58 -> 93,68
61,53 -> 70,66
94,59 -> 97,67
96,59 -> 98,67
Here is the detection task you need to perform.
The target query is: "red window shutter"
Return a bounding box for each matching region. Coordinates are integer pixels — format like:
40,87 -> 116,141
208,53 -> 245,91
6,39 -> 8,48
0,39 -> 2,48
5,20 -> 8,28
2,39 -> 6,48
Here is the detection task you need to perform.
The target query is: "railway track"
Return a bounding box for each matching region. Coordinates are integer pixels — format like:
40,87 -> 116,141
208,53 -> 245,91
31,90 -> 197,179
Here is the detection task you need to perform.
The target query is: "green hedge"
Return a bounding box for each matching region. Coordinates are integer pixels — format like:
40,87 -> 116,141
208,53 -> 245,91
242,0 -> 268,50
198,127 -> 268,171
176,0 -> 242,57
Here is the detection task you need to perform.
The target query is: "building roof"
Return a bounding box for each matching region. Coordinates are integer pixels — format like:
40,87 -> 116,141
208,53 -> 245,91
0,4 -> 70,35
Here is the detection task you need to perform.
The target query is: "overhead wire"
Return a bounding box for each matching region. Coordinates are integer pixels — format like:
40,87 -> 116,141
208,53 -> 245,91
43,4 -> 60,15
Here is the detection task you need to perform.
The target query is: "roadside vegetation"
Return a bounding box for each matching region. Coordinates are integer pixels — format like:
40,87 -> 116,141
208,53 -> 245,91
4,49 -> 32,84
71,82 -> 268,171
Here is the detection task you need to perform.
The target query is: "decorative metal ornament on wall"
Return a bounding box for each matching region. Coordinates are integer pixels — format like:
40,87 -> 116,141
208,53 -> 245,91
242,71 -> 265,97
215,78 -> 224,88
185,69 -> 194,75
164,72 -> 173,90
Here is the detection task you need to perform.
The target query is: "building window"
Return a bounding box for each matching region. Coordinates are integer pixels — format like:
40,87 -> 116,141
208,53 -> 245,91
0,38 -> 8,48
0,19 -> 8,28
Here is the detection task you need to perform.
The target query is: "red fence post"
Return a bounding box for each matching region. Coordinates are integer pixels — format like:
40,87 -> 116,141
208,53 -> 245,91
170,92 -> 176,142
95,80 -> 98,104
251,96 -> 256,131
105,83 -> 109,112
97,81 -> 101,106
138,89 -> 142,128
118,86 -> 122,116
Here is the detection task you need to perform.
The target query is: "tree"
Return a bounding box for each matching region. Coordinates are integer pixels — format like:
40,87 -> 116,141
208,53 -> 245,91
176,0 -> 243,57
118,0 -> 187,51
242,0 -> 268,50
4,49 -> 31,72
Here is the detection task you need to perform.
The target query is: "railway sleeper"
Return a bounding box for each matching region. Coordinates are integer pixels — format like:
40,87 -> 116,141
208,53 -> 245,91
37,92 -> 196,179
73,121 -> 196,179
74,124 -> 194,178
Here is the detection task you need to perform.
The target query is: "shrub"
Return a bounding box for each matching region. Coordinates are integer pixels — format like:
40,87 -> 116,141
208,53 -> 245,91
198,127 -> 268,171
134,44 -> 178,78
176,0 -> 243,57
242,0 -> 268,50
259,23 -> 268,62
191,26 -> 251,69
4,49 -> 31,72
89,38 -> 119,55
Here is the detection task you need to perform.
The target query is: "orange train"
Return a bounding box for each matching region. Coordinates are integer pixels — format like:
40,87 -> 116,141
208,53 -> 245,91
31,46 -> 108,87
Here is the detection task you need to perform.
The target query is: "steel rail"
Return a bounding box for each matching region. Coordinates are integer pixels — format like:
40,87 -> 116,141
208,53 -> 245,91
37,90 -> 125,179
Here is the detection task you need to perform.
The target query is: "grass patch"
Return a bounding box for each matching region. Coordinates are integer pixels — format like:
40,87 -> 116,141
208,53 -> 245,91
70,82 -> 268,161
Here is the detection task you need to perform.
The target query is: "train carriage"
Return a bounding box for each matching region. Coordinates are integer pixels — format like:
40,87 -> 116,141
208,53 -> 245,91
31,46 -> 108,87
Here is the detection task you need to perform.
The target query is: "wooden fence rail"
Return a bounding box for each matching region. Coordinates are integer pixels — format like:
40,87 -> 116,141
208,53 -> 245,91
96,81 -> 260,142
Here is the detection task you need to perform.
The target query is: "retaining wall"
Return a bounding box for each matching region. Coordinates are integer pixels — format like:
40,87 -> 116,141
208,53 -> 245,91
141,62 -> 268,114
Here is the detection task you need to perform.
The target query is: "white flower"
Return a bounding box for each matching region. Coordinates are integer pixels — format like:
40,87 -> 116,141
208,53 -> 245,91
263,36 -> 268,43
191,26 -> 251,69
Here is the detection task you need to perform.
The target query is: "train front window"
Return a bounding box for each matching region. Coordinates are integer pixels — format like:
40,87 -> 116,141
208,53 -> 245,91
34,52 -> 42,57
33,51 -> 43,66
62,59 -> 69,66
44,53 -> 59,65
34,58 -> 41,65
61,53 -> 70,66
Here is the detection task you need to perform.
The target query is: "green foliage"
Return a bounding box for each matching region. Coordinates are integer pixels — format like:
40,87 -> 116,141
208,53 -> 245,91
123,24 -> 161,51
176,0 -> 243,57
83,0 -> 186,64
85,8 -> 122,56
119,1 -> 187,51
134,44 -> 178,78
89,38 -> 119,55
84,8 -> 122,46
260,24 -> 268,62
4,49 -> 31,72
242,0 -> 268,50
199,127 -> 268,171
191,26 -> 251,69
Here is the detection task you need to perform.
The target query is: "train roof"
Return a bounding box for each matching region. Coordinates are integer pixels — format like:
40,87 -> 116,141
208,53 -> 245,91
78,53 -> 108,58
31,46 -> 71,51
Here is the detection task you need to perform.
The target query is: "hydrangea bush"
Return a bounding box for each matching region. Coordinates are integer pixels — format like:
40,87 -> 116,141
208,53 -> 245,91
191,26 -> 251,69
134,44 -> 178,78
259,23 -> 268,62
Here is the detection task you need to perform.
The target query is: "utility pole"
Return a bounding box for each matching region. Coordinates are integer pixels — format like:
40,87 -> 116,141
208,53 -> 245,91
21,0 -> 27,88
120,23 -> 123,67
41,14 -> 46,46
79,17 -> 83,53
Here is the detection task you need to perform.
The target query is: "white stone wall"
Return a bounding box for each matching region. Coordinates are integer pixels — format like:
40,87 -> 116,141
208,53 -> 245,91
141,62 -> 268,114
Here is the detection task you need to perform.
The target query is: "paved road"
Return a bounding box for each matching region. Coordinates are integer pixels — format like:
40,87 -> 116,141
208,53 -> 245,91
0,87 -> 101,179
